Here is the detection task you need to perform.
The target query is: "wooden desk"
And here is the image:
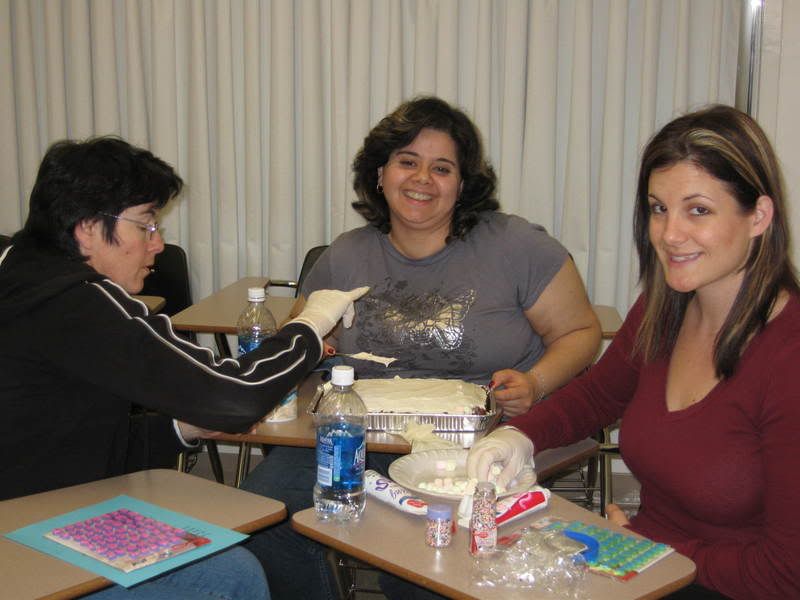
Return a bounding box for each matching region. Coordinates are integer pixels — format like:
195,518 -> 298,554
170,277 -> 295,355
217,373 -> 598,487
175,279 -> 604,485
169,278 -> 295,482
0,470 -> 286,600
133,294 -> 166,313
173,281 -> 622,342
592,304 -> 623,340
293,494 -> 695,600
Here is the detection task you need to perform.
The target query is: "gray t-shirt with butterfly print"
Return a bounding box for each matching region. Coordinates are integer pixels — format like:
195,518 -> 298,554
301,211 -> 568,384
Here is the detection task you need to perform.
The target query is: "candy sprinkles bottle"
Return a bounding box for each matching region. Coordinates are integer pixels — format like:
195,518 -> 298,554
469,481 -> 497,555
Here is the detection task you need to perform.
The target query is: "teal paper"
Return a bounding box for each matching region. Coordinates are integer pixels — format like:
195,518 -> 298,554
4,495 -> 248,588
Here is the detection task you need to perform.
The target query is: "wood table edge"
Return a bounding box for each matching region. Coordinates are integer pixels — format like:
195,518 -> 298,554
635,569 -> 697,600
169,322 -> 237,334
536,439 -> 599,481
291,515 -> 473,600
233,505 -> 288,533
292,509 -> 697,600
27,475 -> 287,600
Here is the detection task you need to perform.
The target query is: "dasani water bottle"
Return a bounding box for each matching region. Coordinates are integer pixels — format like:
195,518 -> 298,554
314,365 -> 367,522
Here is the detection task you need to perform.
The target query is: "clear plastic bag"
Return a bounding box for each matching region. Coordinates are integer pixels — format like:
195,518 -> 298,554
470,526 -> 588,598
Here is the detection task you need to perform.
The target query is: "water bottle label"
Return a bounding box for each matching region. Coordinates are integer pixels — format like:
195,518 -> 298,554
237,334 -> 261,355
316,424 -> 365,490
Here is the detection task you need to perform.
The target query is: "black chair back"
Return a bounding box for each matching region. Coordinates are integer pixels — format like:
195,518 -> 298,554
295,245 -> 328,297
139,243 -> 192,316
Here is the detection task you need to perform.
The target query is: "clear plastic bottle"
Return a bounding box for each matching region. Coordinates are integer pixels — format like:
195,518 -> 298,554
313,365 -> 367,522
236,287 -> 277,356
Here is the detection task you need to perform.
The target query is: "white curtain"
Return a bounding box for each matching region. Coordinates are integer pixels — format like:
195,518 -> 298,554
0,0 -> 740,315
759,0 -> 800,269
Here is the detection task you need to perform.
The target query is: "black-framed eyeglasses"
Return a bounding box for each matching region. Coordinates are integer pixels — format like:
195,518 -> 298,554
100,213 -> 162,241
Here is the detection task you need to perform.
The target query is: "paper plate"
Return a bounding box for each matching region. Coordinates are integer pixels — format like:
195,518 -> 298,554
388,448 -> 535,500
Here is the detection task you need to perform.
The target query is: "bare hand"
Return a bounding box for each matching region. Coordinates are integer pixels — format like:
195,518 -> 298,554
605,503 -> 630,527
490,369 -> 540,417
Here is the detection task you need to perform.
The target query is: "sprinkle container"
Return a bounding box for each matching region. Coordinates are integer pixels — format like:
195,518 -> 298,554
425,504 -> 453,548
469,481 -> 497,556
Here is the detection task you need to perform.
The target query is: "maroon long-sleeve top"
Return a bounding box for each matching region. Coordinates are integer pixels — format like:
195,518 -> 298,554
509,294 -> 800,599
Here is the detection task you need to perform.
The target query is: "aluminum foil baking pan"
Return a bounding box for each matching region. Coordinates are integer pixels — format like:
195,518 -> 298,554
308,384 -> 498,433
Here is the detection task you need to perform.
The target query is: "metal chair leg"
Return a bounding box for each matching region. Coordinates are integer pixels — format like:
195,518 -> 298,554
234,442 -> 252,488
214,332 -> 232,358
205,441 -> 225,484
599,449 -> 614,516
585,453 -> 599,507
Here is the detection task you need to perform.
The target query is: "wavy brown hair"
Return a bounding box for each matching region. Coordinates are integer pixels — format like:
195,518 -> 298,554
633,105 -> 799,378
352,96 -> 498,240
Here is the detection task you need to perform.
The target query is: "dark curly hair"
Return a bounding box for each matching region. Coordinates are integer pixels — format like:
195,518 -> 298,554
20,136 -> 183,260
352,96 -> 498,240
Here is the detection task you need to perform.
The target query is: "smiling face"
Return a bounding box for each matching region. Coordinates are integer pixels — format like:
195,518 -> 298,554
647,161 -> 772,299
377,128 -> 463,245
74,203 -> 164,293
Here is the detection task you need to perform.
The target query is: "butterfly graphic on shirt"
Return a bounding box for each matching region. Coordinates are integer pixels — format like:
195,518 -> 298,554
355,281 -> 477,370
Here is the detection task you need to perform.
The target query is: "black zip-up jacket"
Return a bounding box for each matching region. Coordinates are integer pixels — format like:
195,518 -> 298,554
0,237 -> 321,499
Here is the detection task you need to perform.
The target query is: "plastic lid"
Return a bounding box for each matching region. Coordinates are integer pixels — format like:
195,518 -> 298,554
427,504 -> 452,520
247,287 -> 266,302
330,365 -> 355,386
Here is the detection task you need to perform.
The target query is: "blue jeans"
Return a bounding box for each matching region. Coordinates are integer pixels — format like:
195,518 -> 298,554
88,546 -> 269,600
241,446 -> 397,600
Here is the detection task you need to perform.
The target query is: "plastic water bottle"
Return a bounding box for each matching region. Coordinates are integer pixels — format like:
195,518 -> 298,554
313,365 -> 367,522
236,286 -> 277,355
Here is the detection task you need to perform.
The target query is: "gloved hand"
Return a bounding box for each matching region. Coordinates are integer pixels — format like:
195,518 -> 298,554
466,426 -> 535,490
290,287 -> 369,338
400,421 -> 459,453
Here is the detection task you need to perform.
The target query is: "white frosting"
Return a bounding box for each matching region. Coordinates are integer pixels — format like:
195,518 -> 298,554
344,352 -> 397,366
352,377 -> 487,414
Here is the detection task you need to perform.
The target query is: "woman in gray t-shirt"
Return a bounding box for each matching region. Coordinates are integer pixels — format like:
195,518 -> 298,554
243,96 -> 603,600
297,96 -> 601,417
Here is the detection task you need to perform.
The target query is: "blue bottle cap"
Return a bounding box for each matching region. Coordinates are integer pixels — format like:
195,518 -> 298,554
427,504 -> 452,520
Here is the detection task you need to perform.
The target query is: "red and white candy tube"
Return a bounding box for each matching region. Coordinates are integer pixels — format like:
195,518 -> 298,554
365,470 -> 429,515
495,488 -> 550,526
458,486 -> 550,528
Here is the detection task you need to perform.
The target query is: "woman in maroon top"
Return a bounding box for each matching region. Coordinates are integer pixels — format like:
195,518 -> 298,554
468,105 -> 800,600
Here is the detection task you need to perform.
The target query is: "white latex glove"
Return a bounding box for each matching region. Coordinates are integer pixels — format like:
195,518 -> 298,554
290,287 -> 369,338
466,426 -> 535,490
399,421 -> 459,453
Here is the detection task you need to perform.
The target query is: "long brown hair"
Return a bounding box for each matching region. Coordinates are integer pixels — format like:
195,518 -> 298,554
633,105 -> 799,377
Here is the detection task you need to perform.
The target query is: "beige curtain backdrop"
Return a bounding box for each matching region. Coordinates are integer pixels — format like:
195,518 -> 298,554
0,0 -> 741,317
760,0 -> 800,269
